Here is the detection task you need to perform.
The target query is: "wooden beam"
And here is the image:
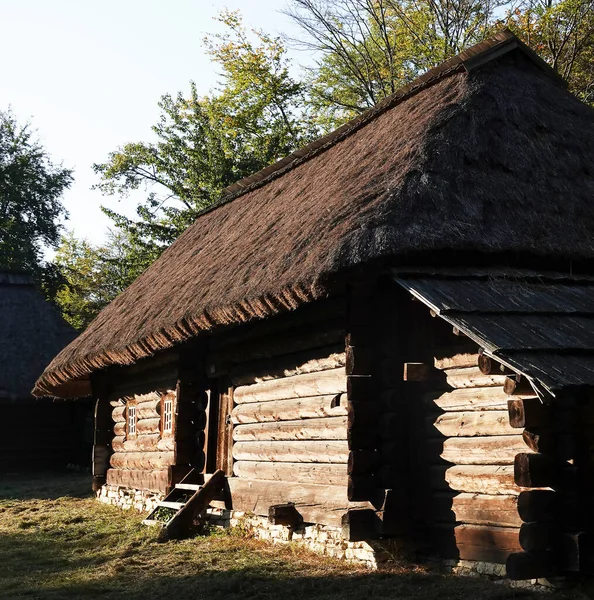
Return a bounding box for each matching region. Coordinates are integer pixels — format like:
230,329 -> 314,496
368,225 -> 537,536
440,465 -> 520,495
347,449 -> 380,475
444,367 -> 506,389
435,435 -> 527,465
232,440 -> 349,463
519,522 -> 555,552
446,493 -> 522,527
504,375 -> 535,396
215,476 -> 371,527
514,453 -> 557,488
455,524 -> 521,563
403,362 -> 434,382
424,387 -> 511,412
429,411 -> 517,437
508,398 -> 549,429
345,345 -> 373,376
233,461 -> 347,486
233,416 -> 347,442
231,394 -> 347,424
517,490 -> 556,523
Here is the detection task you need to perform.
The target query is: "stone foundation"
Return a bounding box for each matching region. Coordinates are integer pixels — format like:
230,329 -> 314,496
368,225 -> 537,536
97,484 -> 163,513
206,507 -> 390,568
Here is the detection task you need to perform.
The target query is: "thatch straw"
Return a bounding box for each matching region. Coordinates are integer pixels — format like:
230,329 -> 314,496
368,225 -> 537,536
34,32 -> 594,398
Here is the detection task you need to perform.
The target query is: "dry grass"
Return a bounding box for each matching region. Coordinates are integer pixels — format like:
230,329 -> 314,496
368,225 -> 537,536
0,473 -> 591,600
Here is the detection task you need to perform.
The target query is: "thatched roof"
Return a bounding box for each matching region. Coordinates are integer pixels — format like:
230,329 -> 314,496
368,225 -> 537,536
34,30 -> 594,398
0,272 -> 77,399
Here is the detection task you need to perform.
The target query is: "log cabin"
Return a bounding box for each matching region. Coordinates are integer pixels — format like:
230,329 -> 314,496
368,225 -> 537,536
1,272 -> 92,471
34,30 -> 594,578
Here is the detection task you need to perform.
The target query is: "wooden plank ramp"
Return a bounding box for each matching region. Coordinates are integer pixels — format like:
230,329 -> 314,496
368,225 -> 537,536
143,469 -> 226,540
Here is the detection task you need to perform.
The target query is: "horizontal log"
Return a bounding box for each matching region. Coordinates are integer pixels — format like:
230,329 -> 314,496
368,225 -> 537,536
233,416 -> 347,442
455,524 -> 521,564
106,468 -> 169,492
517,490 -> 556,523
234,368 -> 346,404
348,450 -> 380,475
136,397 -> 163,420
434,353 -> 479,370
114,422 -> 126,436
429,411 -> 516,437
136,417 -> 161,435
519,522 -> 555,552
440,465 -> 521,495
112,405 -> 126,423
112,435 -> 175,453
444,367 -> 506,389
504,375 -> 535,396
347,400 -> 380,429
435,435 -> 528,465
425,387 -> 530,412
508,398 -> 549,429
514,453 -> 557,488
448,493 -> 521,527
506,551 -> 557,580
231,394 -> 346,424
347,376 -> 376,402
232,440 -> 348,463
232,461 -> 347,486
348,475 -> 379,502
230,346 -> 345,387
110,451 -> 175,470
216,476 -> 370,527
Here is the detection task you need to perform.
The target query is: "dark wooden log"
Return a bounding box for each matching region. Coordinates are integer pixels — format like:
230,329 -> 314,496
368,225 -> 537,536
190,450 -> 206,472
268,503 -> 303,528
514,453 -> 557,488
508,398 -> 549,429
560,531 -> 591,572
506,551 -> 557,580
347,475 -> 377,502
455,524 -> 521,563
231,394 -> 347,424
93,395 -> 113,481
347,449 -> 380,475
403,362 -> 434,382
346,375 -> 375,402
522,429 -> 552,454
517,490 -> 557,523
519,522 -> 555,552
233,416 -> 347,442
446,493 -> 521,527
233,460 -> 347,486
341,509 -> 380,541
106,467 -> 169,492
213,477 -> 371,527
347,425 -> 379,450
232,440 -> 349,463
379,412 -> 403,440
377,464 -> 407,489
504,375 -> 535,396
347,400 -> 380,429
345,345 -> 373,376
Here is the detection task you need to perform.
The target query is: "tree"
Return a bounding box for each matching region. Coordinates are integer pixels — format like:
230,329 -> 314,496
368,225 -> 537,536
0,109 -> 72,282
53,230 -> 141,330
94,10 -> 317,267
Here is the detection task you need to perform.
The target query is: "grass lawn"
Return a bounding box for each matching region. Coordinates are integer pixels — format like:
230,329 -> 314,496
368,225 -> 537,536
0,473 -> 591,600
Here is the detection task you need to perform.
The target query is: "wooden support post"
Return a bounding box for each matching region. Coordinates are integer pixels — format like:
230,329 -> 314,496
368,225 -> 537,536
268,503 -> 303,529
341,508 -> 380,542
508,398 -> 549,428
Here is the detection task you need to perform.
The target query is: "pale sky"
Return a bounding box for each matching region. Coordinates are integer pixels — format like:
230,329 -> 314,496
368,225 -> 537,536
0,0 -> 306,247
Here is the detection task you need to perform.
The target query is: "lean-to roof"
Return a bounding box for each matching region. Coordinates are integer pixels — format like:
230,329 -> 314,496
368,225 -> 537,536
34,31 -> 594,398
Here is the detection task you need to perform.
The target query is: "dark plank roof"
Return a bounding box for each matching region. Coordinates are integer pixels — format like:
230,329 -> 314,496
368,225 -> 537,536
394,270 -> 594,393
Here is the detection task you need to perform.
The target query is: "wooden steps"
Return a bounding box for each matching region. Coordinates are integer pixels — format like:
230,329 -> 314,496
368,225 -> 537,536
143,469 -> 226,539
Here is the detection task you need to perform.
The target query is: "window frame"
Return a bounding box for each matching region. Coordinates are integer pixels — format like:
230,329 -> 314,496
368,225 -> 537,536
161,393 -> 174,437
126,400 -> 138,439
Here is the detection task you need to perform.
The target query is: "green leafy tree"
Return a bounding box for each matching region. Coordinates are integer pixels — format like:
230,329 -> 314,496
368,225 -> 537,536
53,230 -> 141,330
94,10 -> 316,268
0,109 -> 72,285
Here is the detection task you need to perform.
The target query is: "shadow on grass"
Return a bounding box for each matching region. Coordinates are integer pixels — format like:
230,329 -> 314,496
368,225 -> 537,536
0,471 -> 92,501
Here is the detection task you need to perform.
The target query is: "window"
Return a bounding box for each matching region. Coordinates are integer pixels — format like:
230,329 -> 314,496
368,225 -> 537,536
127,403 -> 137,438
162,397 -> 173,435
